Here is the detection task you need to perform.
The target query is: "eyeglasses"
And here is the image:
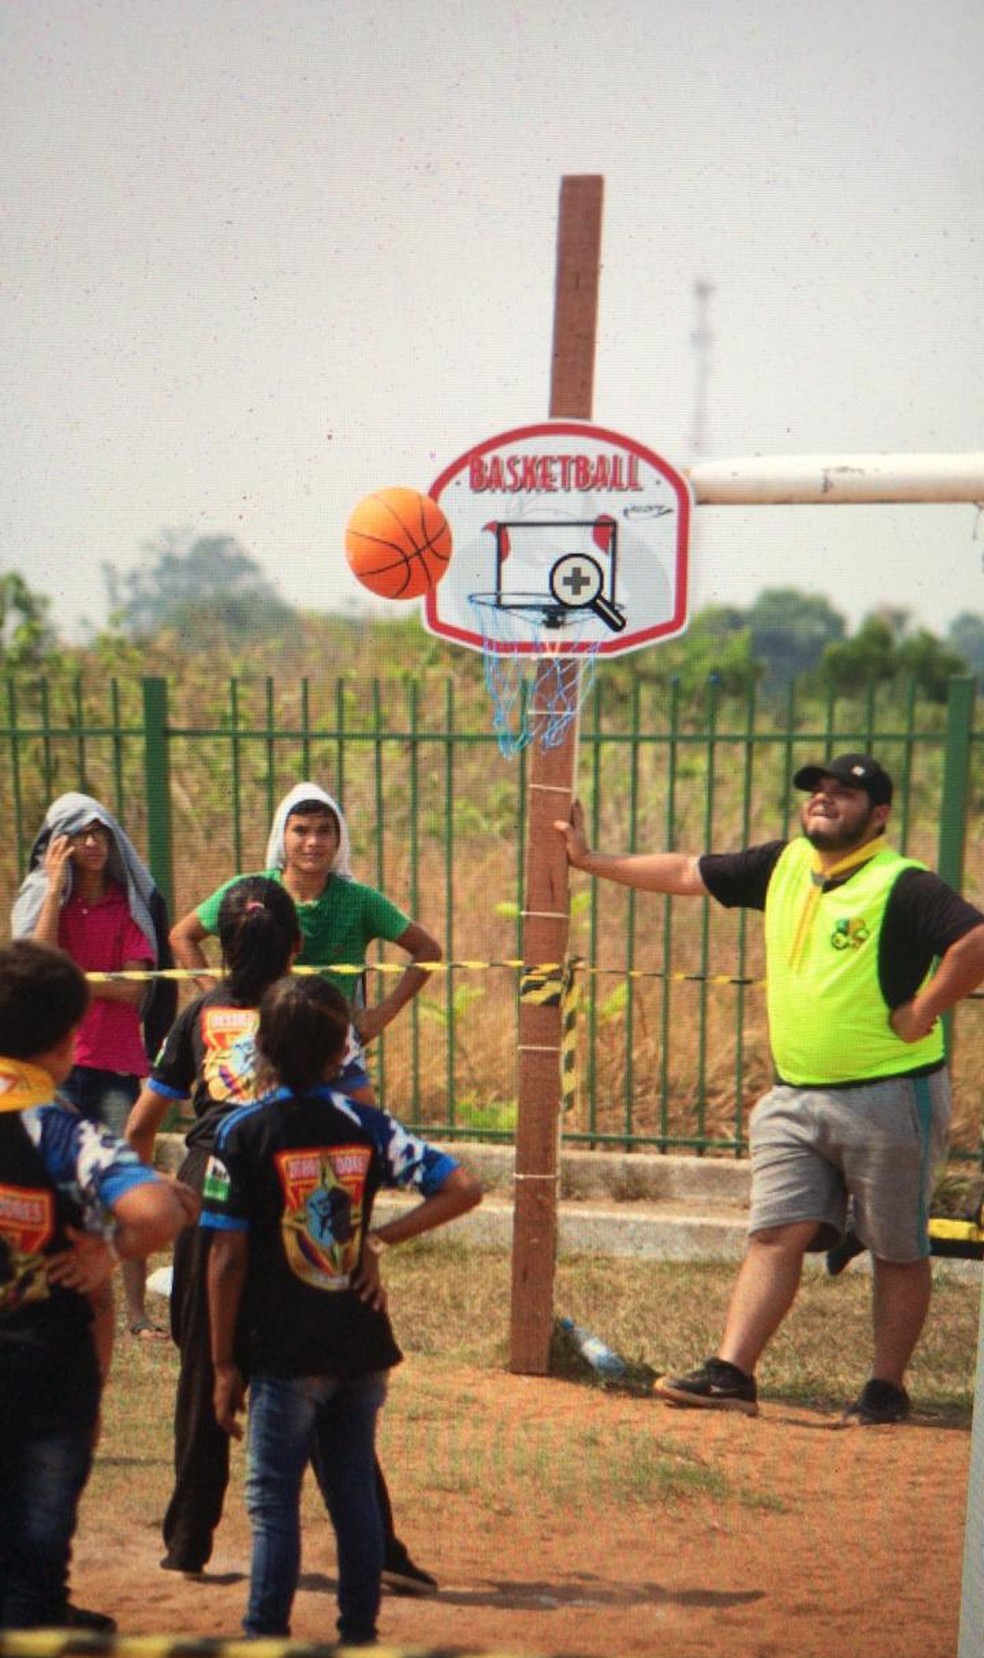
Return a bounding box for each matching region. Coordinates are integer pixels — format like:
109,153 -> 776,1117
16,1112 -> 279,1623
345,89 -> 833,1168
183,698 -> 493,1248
70,824 -> 111,845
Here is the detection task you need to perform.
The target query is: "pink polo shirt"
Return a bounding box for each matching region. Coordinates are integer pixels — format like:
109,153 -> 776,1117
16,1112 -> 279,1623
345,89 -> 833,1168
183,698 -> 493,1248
58,881 -> 154,1075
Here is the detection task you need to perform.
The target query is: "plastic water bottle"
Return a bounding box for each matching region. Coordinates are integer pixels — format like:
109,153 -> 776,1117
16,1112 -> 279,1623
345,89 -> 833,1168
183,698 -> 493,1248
558,1315 -> 629,1380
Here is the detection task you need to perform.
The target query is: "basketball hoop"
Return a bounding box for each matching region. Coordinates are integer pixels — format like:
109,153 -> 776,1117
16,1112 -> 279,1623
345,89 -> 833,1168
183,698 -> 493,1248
469,593 -> 602,757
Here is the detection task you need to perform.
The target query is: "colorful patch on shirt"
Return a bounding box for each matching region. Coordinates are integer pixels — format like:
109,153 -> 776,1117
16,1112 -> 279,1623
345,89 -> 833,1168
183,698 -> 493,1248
201,1008 -> 260,1103
275,1143 -> 371,1289
202,1155 -> 232,1205
0,1182 -> 54,1316
830,915 -> 871,951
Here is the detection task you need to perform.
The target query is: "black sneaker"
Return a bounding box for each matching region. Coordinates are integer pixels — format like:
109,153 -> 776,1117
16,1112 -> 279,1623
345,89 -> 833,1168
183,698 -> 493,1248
160,1554 -> 207,1579
654,1356 -> 759,1416
841,1378 -> 911,1426
62,1605 -> 118,1632
381,1554 -> 438,1597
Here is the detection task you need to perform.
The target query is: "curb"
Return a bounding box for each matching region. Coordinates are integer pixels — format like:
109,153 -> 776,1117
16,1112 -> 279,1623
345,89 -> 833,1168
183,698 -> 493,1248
155,1133 -> 984,1273
156,1133 -> 752,1261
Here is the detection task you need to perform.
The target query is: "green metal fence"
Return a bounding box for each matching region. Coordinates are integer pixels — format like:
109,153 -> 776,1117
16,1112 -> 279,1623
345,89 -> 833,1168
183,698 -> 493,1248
2,671 -> 981,1156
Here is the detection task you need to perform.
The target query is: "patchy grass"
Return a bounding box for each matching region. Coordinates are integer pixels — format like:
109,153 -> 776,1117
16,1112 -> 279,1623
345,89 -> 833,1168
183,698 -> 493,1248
92,1241 -> 978,1544
381,1241 -> 980,1421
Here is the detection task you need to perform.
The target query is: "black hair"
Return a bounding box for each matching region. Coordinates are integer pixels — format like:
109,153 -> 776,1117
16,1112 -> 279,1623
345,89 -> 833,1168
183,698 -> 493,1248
286,799 -> 340,828
217,876 -> 302,1006
255,974 -> 350,1095
0,939 -> 90,1059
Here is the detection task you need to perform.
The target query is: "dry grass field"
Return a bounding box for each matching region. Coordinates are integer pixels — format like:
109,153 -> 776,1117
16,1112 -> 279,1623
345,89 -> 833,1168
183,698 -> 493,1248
67,1243 -> 982,1658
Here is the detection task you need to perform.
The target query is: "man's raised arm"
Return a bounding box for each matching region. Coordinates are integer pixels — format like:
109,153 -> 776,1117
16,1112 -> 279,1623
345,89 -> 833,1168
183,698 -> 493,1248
554,800 -> 708,897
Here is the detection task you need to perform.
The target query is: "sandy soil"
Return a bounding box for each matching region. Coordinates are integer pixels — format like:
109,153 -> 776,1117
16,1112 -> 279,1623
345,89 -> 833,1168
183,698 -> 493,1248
72,1361 -> 970,1658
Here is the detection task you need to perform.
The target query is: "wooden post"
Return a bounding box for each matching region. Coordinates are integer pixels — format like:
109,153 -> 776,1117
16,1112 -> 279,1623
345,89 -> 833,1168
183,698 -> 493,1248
509,175 -> 604,1375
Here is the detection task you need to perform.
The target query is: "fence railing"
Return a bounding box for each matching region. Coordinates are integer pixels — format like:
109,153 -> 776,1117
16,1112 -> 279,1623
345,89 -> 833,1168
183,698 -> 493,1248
2,671 -> 980,1156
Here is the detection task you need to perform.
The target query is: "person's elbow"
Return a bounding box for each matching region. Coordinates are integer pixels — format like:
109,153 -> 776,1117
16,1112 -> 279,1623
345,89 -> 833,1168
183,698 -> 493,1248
169,912 -> 203,958
401,922 -> 442,965
964,920 -> 984,964
442,1166 -> 483,1215
113,1179 -> 198,1256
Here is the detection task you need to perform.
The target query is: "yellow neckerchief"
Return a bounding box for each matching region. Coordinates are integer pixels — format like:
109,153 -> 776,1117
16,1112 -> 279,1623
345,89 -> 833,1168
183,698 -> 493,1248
786,839 -> 890,970
0,1056 -> 56,1113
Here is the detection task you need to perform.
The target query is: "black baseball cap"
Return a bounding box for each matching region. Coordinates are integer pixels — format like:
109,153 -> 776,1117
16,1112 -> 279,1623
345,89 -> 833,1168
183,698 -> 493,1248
793,753 -> 893,807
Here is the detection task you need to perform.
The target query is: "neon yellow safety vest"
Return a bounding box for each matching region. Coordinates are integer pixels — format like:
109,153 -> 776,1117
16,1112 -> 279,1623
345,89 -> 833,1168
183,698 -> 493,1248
764,839 -> 945,1086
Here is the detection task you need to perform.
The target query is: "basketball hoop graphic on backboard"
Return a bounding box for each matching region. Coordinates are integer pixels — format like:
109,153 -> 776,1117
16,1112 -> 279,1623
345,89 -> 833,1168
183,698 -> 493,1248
422,423 -> 692,753
423,422 -> 692,658
473,516 -> 626,636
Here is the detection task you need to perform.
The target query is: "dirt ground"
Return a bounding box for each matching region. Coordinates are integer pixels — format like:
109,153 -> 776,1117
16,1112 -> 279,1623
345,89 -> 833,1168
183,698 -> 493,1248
72,1359 -> 971,1658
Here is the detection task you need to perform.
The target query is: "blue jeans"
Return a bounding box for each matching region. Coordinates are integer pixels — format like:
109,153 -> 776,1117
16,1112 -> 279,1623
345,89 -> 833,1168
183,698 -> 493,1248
0,1425 -> 93,1628
62,1066 -> 140,1138
244,1370 -> 387,1643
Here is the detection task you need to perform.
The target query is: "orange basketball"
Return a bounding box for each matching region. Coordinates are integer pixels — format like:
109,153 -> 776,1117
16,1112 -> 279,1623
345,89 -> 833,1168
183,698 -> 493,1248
344,487 -> 452,600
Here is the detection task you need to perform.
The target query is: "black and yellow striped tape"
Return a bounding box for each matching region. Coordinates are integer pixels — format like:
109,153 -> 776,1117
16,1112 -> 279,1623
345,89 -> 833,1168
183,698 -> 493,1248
83,961 -> 767,987
560,961 -> 580,1115
928,1216 -> 984,1258
0,1641 -> 539,1658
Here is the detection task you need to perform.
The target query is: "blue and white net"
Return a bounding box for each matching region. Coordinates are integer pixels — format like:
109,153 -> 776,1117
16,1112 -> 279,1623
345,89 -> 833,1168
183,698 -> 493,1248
469,595 -> 602,758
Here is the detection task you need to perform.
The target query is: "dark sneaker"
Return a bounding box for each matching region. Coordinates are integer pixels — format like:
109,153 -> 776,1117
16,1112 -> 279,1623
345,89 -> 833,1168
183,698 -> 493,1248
655,1356 -> 759,1416
62,1605 -> 118,1632
826,1228 -> 866,1277
381,1554 -> 439,1597
841,1378 -> 911,1426
160,1555 -> 207,1579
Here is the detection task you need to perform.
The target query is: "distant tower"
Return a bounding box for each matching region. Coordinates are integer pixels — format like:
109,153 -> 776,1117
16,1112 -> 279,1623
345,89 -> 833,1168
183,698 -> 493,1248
690,279 -> 714,458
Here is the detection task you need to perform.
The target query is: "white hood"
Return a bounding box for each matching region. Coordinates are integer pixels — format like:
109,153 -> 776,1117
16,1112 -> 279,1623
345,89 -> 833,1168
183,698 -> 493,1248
263,783 -> 352,879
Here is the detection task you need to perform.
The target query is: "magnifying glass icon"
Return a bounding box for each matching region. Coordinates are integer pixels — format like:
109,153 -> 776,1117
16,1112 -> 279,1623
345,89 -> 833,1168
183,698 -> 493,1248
549,553 -> 626,633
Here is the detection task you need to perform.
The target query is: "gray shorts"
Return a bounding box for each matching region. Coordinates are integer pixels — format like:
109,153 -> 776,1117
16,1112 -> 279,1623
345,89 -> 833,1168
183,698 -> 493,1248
748,1071 -> 951,1262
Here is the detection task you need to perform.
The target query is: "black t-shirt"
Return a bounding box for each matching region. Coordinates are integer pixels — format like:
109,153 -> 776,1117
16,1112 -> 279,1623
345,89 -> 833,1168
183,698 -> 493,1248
202,1085 -> 457,1379
699,840 -> 984,1008
0,1112 -> 99,1433
149,986 -> 261,1151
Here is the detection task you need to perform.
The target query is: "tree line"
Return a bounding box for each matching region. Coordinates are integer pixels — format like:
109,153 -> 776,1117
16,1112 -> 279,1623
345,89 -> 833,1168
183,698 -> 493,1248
2,530 -> 982,701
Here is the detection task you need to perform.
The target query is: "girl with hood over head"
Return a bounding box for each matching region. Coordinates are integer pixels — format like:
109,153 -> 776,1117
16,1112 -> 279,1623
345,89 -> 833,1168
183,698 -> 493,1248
11,791 -> 177,1339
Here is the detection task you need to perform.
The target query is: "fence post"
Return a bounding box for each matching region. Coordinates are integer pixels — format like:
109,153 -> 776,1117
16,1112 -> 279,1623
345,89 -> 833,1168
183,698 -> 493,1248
938,675 -> 977,891
142,677 -> 174,916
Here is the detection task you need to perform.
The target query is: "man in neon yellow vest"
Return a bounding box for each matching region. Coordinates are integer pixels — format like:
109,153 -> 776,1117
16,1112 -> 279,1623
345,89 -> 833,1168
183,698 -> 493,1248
556,754 -> 984,1425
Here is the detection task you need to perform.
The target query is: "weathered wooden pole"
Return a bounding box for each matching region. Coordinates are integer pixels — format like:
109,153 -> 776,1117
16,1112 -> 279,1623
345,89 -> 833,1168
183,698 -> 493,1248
509,174 -> 604,1375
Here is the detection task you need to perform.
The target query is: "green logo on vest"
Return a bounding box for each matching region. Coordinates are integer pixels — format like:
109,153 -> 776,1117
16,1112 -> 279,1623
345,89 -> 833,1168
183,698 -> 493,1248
830,916 -> 870,951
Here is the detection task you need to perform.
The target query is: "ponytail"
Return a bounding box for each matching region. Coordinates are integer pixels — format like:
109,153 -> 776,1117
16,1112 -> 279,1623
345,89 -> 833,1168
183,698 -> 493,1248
217,876 -> 301,1005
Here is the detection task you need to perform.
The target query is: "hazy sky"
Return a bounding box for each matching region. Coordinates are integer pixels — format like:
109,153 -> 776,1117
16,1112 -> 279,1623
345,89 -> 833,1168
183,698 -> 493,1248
2,0 -> 982,645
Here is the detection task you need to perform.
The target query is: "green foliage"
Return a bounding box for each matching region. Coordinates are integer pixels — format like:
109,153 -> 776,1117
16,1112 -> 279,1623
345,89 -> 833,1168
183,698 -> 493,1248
608,608 -> 762,698
817,614 -> 897,693
450,1095 -> 518,1136
420,983 -> 486,1027
0,572 -> 59,667
896,628 -> 969,701
597,980 -> 629,1023
744,587 -> 846,682
102,529 -> 293,641
817,610 -> 970,702
948,611 -> 984,673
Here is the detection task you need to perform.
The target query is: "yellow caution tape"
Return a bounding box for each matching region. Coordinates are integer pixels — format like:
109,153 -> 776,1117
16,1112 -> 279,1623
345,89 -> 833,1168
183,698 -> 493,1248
0,1641 -> 526,1658
84,961 -> 766,987
928,1217 -> 984,1245
519,967 -> 566,1006
560,960 -> 581,1115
